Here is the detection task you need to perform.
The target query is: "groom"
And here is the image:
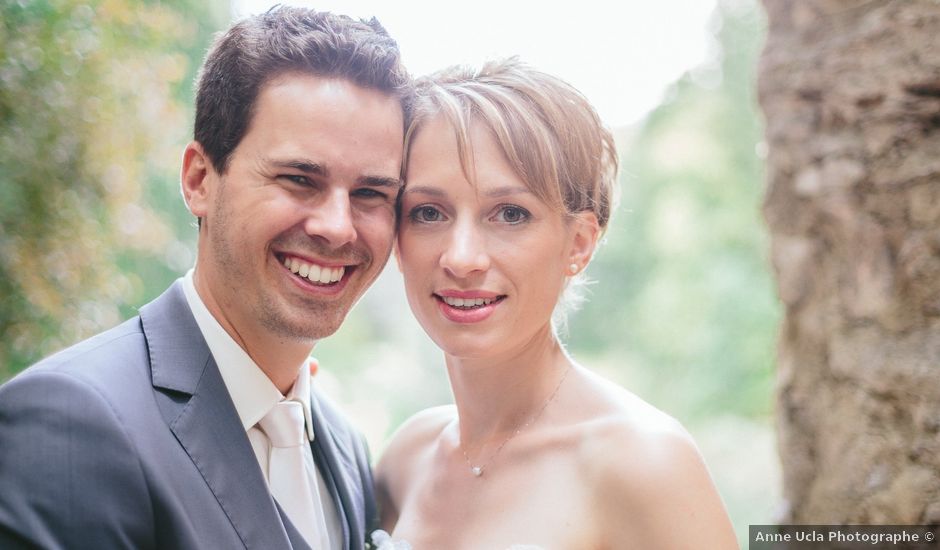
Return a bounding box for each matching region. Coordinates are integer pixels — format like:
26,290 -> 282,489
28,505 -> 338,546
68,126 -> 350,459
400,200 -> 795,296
0,7 -> 409,550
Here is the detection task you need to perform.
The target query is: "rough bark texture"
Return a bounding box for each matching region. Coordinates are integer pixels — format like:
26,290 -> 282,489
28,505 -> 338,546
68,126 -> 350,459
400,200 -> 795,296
759,0 -> 940,522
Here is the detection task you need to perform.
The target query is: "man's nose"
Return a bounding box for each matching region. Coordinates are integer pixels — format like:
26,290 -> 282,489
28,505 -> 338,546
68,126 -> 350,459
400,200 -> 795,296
304,189 -> 357,248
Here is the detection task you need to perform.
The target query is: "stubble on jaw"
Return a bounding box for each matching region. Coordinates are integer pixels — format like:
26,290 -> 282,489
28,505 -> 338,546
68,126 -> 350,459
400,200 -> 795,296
207,178 -> 374,343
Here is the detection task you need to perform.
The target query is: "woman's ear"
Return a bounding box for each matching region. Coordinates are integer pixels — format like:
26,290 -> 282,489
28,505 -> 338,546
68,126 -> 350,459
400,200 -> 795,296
566,211 -> 601,276
180,141 -> 213,220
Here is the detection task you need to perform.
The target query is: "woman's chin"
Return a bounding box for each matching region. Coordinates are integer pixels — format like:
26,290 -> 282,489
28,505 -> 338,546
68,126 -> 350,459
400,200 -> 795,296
430,332 -> 502,361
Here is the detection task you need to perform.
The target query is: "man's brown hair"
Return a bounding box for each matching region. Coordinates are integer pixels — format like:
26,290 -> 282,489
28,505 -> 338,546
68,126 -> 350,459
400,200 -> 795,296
195,6 -> 412,174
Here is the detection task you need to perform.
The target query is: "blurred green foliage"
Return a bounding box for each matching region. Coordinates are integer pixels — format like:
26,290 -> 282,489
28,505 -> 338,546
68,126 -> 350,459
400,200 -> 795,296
0,0 -> 227,380
1,0 -> 775,421
314,2 -> 780,543
569,0 -> 777,421
0,0 -> 778,541
316,0 -> 778,431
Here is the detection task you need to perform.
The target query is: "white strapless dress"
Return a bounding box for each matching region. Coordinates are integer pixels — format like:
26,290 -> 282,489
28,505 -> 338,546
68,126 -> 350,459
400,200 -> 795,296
371,530 -> 546,550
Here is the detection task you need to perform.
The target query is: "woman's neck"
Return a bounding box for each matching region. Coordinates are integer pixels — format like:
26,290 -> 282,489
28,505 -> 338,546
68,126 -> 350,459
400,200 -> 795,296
445,325 -> 572,446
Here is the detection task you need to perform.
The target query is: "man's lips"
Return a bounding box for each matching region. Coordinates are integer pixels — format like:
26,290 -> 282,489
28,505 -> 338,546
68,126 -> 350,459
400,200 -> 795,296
277,253 -> 355,286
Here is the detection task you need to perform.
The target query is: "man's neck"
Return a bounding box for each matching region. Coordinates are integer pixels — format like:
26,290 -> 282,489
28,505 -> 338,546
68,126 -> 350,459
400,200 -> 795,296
248,338 -> 312,395
192,270 -> 313,394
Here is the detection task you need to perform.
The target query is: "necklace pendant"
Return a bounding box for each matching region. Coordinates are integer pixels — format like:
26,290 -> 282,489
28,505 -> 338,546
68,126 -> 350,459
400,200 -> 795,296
471,466 -> 483,477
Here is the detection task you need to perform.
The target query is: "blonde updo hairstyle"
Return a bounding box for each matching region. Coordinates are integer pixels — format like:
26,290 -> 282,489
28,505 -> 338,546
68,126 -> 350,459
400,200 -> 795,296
401,58 -> 620,323
403,57 -> 619,233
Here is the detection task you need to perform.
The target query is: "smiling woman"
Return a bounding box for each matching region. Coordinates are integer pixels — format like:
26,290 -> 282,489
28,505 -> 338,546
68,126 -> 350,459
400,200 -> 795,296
397,112 -> 596,358
374,58 -> 739,550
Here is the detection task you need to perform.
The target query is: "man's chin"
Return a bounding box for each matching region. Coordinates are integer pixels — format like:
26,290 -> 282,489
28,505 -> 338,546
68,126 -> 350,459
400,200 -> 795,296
283,316 -> 347,342
256,309 -> 341,341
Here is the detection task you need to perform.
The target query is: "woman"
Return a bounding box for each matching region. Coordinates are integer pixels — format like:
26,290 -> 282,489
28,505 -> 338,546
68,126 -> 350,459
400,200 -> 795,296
375,58 -> 738,549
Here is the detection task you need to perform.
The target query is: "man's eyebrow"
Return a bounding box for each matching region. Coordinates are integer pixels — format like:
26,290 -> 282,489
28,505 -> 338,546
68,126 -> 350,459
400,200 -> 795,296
267,158 -> 329,177
360,175 -> 403,189
265,159 -> 401,189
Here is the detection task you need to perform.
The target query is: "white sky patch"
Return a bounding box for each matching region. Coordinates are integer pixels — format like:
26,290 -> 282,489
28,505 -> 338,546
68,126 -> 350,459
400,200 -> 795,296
233,0 -> 717,127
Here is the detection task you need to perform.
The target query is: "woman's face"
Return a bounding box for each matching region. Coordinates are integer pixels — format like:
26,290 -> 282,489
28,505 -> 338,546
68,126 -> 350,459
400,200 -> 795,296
398,115 -> 593,360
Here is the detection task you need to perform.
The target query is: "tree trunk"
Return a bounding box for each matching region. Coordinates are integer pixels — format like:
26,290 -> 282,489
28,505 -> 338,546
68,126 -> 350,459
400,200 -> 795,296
759,0 -> 940,522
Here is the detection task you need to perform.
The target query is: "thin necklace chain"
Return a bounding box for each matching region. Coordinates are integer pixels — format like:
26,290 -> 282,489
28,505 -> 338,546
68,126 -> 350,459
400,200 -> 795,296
460,363 -> 572,478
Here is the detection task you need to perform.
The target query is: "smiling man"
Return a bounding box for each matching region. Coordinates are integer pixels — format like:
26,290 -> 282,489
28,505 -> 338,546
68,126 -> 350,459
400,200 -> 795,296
0,7 -> 410,550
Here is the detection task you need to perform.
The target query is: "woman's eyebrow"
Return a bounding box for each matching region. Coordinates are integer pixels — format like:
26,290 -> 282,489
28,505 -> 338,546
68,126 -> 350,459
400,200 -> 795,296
402,185 -> 532,198
402,185 -> 445,197
482,186 -> 532,198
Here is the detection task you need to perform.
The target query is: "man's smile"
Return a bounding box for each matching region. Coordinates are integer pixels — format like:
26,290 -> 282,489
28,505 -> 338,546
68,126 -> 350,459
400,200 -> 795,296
281,254 -> 347,285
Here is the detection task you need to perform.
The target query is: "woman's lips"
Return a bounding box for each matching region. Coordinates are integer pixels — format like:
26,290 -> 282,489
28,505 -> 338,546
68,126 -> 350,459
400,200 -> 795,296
434,292 -> 506,324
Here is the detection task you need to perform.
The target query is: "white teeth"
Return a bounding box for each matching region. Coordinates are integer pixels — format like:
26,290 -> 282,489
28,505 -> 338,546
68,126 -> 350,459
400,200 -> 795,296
283,257 -> 345,285
441,296 -> 496,308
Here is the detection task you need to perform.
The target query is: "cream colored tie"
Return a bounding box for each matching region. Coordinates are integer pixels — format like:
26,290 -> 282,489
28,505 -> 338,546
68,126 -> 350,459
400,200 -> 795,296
259,400 -> 320,548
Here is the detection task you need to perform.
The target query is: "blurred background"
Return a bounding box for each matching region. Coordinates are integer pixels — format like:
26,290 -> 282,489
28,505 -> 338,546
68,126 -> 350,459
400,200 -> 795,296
0,0 -> 778,544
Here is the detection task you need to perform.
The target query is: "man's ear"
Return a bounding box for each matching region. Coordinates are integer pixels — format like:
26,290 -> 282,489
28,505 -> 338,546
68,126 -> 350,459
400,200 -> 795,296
566,211 -> 601,274
180,141 -> 213,219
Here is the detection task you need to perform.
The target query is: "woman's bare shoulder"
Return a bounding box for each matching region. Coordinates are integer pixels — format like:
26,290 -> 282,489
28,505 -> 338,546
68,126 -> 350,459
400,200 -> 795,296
375,405 -> 456,529
391,404 -> 457,446
570,367 -> 686,441
571,370 -> 738,548
378,404 -> 455,474
582,404 -> 702,495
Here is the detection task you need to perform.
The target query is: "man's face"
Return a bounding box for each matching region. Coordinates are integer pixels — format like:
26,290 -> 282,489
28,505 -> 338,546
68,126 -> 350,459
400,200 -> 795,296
189,73 -> 404,344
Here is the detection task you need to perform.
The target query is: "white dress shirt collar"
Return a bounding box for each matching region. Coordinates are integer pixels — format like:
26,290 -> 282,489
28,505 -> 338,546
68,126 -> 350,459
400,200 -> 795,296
182,269 -> 313,440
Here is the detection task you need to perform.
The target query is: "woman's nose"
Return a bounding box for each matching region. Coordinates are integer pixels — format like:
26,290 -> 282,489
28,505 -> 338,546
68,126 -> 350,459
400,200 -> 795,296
439,220 -> 490,278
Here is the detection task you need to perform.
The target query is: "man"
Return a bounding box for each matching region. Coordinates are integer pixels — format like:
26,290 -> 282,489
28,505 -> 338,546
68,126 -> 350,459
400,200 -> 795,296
0,7 -> 410,549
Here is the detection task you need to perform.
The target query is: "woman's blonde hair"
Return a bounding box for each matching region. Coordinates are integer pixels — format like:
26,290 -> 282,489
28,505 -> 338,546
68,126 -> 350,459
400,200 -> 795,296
402,57 -> 619,232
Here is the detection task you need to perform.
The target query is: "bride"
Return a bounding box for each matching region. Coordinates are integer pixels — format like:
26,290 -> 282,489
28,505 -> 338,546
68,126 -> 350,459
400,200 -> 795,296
375,58 -> 738,549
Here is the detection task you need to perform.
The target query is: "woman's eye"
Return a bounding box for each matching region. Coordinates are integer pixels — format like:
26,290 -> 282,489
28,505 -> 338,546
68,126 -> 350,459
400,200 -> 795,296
493,205 -> 530,224
409,205 -> 444,223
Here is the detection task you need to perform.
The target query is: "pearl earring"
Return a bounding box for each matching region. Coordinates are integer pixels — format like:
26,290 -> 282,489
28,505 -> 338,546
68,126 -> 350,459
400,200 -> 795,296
568,263 -> 579,275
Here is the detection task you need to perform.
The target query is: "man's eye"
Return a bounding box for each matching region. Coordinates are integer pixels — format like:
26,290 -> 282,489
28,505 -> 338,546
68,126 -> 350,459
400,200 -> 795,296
282,175 -> 312,186
353,188 -> 389,200
408,205 -> 444,223
493,205 -> 530,224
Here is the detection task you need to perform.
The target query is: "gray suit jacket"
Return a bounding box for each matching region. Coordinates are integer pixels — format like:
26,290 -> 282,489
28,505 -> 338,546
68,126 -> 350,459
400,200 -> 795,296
0,281 -> 378,549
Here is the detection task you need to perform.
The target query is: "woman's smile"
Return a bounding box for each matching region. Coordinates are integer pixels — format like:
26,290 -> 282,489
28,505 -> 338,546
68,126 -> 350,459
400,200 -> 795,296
398,115 -> 572,358
434,290 -> 508,324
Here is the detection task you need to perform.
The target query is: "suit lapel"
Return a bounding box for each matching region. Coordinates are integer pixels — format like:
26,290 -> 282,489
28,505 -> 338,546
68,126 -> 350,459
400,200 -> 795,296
274,499 -> 313,550
309,392 -> 363,550
140,282 -> 294,550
